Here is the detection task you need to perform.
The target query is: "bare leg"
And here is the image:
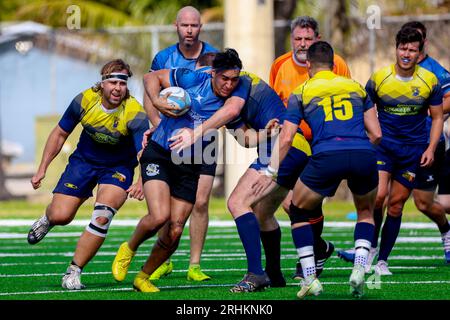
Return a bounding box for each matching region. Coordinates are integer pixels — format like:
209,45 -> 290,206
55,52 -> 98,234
189,174 -> 214,265
72,184 -> 127,268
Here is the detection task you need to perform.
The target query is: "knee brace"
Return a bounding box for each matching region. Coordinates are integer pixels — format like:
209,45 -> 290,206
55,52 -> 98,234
288,202 -> 313,225
86,203 -> 117,238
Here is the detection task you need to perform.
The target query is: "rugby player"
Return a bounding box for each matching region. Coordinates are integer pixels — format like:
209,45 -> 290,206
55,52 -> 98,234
27,59 -> 149,290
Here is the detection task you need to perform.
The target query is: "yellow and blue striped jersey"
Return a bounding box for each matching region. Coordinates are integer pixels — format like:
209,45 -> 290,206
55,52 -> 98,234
59,88 -> 149,166
286,70 -> 373,154
365,64 -> 443,144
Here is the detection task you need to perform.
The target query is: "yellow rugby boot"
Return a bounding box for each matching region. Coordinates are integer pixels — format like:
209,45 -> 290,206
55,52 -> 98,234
149,260 -> 173,280
187,264 -> 211,281
112,242 -> 135,282
133,271 -> 160,293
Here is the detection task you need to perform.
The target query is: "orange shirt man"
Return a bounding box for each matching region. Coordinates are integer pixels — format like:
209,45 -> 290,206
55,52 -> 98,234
270,16 -> 351,141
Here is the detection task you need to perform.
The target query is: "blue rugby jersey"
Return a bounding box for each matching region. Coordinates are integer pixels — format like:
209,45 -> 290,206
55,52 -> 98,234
150,42 -> 218,72
419,55 -> 450,142
150,68 -> 250,151
286,70 -> 374,154
58,88 -> 149,167
365,64 -> 443,144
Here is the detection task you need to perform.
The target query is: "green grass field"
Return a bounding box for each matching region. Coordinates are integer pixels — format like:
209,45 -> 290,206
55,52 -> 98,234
0,197 -> 449,301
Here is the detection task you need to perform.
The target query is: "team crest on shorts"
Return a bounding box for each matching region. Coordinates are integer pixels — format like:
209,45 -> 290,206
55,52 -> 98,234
402,171 -> 416,182
64,183 -> 78,189
112,171 -> 126,182
146,163 -> 159,177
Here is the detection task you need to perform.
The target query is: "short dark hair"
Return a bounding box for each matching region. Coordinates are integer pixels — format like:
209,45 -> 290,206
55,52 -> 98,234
196,52 -> 216,67
396,27 -> 424,51
212,48 -> 242,71
291,16 -> 319,37
307,41 -> 334,69
401,21 -> 427,40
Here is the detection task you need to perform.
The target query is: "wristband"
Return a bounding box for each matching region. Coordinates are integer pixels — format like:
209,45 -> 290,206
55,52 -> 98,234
264,165 -> 278,180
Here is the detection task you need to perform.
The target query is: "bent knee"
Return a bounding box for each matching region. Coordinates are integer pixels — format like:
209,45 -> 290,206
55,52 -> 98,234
194,197 -> 210,213
47,208 -> 73,225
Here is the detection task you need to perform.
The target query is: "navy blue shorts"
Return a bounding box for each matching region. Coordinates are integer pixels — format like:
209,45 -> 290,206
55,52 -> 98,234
414,140 -> 445,191
53,152 -> 135,198
376,140 -> 427,189
249,146 -> 309,191
277,146 -> 309,190
300,149 -> 378,197
141,140 -> 199,204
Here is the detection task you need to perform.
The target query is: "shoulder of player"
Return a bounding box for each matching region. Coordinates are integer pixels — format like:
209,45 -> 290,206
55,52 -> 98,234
76,87 -> 100,108
124,95 -> 144,111
332,53 -> 348,66
416,65 -> 440,86
271,52 -> 292,72
201,41 -> 219,53
371,65 -> 394,84
153,44 -> 178,61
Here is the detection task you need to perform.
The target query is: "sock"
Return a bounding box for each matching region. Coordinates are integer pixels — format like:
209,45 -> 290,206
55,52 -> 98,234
372,207 -> 383,248
378,214 -> 402,262
292,225 -> 315,278
354,222 -> 375,267
260,227 -> 282,274
438,222 -> 450,235
235,212 -> 264,275
310,215 -> 327,254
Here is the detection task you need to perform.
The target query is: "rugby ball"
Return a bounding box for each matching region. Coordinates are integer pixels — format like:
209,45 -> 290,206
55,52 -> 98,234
159,86 -> 191,116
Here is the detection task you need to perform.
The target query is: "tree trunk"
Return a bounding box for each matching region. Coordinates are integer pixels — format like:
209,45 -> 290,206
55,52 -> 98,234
273,0 -> 297,58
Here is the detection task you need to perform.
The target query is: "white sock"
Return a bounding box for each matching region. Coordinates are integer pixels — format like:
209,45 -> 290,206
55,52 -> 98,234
354,239 -> 371,267
297,246 -> 316,278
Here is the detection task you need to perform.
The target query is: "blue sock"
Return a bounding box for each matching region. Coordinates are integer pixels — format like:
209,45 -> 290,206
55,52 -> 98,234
372,207 -> 383,248
354,222 -> 375,243
378,214 -> 402,262
291,224 -> 315,277
291,224 -> 314,248
235,212 -> 264,275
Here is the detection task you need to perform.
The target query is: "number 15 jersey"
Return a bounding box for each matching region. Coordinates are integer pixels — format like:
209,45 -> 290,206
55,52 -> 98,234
285,70 -> 374,154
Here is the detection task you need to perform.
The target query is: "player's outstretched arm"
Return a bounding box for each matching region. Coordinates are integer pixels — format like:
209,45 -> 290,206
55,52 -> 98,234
230,119 -> 280,148
127,175 -> 144,201
168,96 -> 246,153
31,125 -> 70,190
252,120 -> 297,196
192,96 -> 245,142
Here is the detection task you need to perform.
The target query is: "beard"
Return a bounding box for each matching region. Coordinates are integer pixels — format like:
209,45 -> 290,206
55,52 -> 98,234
294,50 -> 307,63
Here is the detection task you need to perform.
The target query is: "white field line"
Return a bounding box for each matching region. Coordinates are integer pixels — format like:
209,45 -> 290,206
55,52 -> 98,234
0,265 -> 439,278
1,280 -> 450,297
0,219 -> 437,229
0,230 -> 443,245
0,250 -> 445,262
0,243 -> 444,252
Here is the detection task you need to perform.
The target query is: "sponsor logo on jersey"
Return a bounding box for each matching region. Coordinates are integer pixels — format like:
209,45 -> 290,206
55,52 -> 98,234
64,183 -> 78,189
194,94 -> 203,104
146,163 -> 160,177
112,171 -> 126,182
113,117 -> 119,128
402,171 -> 416,182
